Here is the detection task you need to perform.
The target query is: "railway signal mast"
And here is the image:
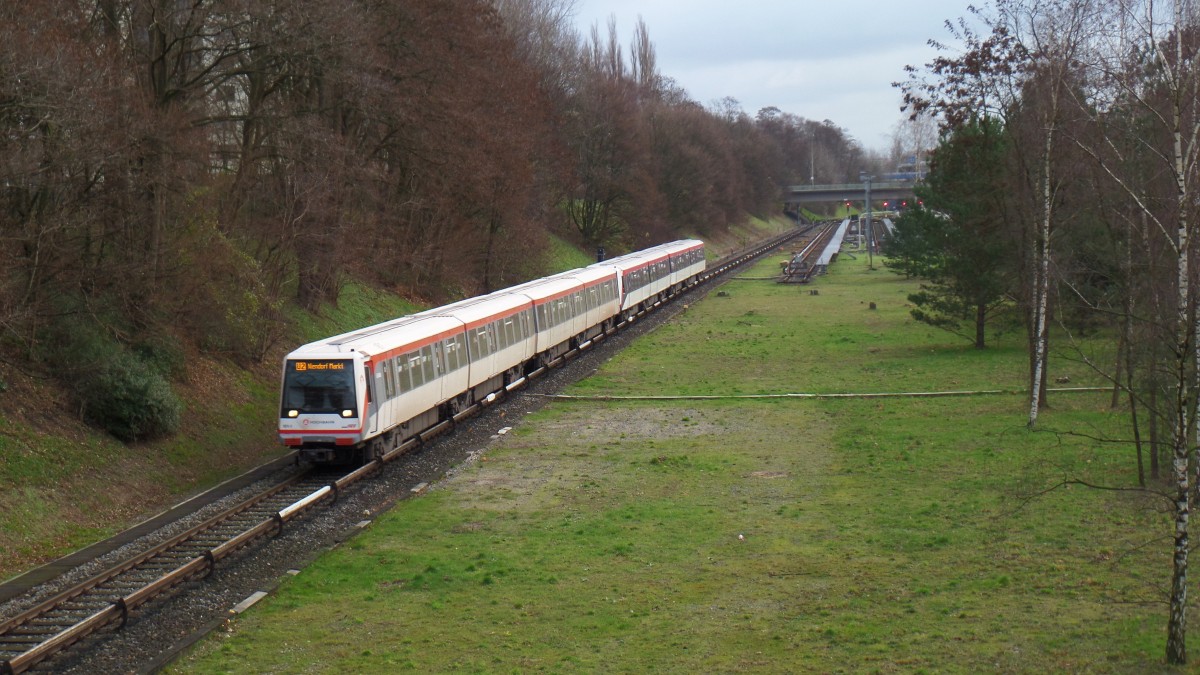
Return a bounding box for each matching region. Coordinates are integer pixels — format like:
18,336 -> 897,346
860,173 -> 875,269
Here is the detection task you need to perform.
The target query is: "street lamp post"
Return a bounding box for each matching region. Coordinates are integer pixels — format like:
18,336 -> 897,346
809,129 -> 815,185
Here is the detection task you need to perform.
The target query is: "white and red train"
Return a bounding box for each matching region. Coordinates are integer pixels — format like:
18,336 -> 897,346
279,240 -> 706,463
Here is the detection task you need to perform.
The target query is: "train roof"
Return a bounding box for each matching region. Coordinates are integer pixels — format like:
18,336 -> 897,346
496,265 -> 617,303
286,314 -> 462,361
415,290 -> 531,328
591,239 -> 703,272
281,239 -> 703,361
647,239 -> 704,254
493,274 -> 583,303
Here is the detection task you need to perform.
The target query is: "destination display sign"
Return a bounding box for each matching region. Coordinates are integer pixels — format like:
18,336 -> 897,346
291,360 -> 349,372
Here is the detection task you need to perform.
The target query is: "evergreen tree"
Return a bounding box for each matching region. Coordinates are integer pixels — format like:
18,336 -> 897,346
887,117 -> 1015,348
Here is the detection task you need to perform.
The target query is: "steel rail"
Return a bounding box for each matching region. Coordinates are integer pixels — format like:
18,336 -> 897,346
0,471 -> 337,673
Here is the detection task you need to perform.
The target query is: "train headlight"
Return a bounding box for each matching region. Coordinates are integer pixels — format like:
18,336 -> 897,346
287,410 -> 299,418
341,409 -> 354,418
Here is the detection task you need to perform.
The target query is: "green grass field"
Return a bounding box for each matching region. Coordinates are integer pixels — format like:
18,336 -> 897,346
170,253 -> 1183,673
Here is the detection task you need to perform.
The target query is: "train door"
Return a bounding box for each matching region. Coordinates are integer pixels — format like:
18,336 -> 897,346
366,362 -> 380,435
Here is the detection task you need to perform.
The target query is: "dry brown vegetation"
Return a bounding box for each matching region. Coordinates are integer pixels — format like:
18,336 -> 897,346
0,0 -> 870,445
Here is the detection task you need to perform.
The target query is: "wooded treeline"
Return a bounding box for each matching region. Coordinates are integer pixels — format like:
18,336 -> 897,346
893,0 -> 1199,662
0,0 -> 870,437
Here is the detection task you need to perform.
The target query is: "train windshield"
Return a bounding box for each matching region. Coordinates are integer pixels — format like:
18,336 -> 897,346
281,359 -> 357,417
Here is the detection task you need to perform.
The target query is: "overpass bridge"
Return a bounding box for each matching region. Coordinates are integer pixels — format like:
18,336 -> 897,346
784,181 -> 918,207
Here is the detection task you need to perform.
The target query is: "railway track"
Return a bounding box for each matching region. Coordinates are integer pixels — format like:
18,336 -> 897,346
0,225 -> 806,674
777,222 -> 836,283
0,466 -> 372,673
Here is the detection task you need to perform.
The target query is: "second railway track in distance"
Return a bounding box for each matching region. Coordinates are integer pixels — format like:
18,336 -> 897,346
0,226 -> 808,674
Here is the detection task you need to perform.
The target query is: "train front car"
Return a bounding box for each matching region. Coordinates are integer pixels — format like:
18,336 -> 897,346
278,350 -> 368,463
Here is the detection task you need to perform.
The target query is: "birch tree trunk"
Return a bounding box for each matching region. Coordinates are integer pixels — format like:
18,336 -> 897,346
1028,110 -> 1054,427
1168,0 -> 1196,661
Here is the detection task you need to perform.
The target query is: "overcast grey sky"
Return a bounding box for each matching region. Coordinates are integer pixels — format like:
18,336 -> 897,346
571,0 -> 977,152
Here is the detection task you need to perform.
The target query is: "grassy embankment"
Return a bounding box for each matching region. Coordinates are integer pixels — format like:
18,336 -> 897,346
170,250 -> 1176,672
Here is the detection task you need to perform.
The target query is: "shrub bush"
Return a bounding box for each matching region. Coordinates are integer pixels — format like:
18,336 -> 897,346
42,318 -> 183,442
78,349 -> 182,442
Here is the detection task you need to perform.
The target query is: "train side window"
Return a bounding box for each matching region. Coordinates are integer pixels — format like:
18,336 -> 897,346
438,340 -> 449,373
420,346 -> 435,382
408,354 -> 424,388
470,326 -> 484,357
446,336 -> 459,371
394,355 -> 408,393
382,359 -> 395,399
492,320 -> 504,350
